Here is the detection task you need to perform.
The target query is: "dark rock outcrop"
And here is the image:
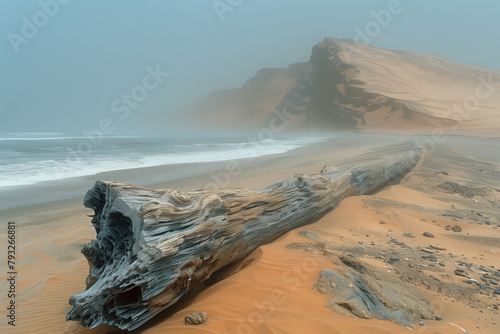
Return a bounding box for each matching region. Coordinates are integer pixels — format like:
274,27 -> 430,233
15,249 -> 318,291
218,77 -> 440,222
314,256 -> 434,326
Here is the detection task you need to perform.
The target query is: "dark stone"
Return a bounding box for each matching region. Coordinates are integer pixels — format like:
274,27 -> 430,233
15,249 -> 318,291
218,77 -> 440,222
435,315 -> 442,321
423,232 -> 434,238
451,225 -> 462,232
403,232 -> 415,238
495,287 -> 500,295
445,225 -> 452,230
314,257 -> 434,326
491,279 -> 498,285
424,255 -> 438,262
455,269 -> 468,277
429,244 -> 446,251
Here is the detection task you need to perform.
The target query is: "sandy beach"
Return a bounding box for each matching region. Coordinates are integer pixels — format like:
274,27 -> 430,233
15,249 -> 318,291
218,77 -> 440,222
1,132 -> 499,334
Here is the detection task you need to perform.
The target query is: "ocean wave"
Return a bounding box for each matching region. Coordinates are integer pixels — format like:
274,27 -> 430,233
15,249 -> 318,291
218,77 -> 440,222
0,137 -> 326,187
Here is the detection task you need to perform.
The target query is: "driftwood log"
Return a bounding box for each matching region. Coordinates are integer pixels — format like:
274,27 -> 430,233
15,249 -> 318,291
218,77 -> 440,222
66,149 -> 421,330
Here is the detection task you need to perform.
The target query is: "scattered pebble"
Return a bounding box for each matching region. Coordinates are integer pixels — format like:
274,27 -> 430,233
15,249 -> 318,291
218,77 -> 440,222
429,244 -> 446,251
422,255 -> 437,261
423,232 -> 435,238
451,225 -> 462,232
435,315 -> 443,321
185,312 -> 208,325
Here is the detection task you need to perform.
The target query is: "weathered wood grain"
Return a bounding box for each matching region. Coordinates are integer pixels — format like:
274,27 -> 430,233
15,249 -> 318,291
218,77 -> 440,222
66,149 -> 421,330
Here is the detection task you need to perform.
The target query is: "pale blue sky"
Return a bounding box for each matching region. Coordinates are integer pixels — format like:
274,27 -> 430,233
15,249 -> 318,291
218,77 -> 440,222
1,0 -> 499,133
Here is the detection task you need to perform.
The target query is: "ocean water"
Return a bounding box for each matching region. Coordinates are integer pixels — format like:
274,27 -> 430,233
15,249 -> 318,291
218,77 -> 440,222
0,132 -> 325,189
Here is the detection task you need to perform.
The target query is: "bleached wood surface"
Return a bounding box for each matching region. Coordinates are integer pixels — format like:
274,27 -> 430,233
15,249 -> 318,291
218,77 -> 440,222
66,149 -> 421,330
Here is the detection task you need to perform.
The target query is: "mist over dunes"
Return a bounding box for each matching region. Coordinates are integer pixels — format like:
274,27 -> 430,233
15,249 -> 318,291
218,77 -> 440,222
178,38 -> 500,134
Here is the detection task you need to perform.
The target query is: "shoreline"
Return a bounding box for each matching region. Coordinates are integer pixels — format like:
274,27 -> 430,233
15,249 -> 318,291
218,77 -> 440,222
0,135 -> 330,211
0,132 -> 384,212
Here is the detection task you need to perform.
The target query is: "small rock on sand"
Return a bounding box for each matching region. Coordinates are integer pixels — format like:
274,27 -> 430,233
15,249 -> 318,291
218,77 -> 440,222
423,232 -> 434,238
429,244 -> 447,251
451,225 -> 462,232
185,312 -> 208,325
445,225 -> 452,230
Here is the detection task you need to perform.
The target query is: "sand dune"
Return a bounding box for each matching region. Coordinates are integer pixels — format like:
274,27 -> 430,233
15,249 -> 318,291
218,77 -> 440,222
324,38 -> 500,131
174,63 -> 311,129
175,38 -> 500,134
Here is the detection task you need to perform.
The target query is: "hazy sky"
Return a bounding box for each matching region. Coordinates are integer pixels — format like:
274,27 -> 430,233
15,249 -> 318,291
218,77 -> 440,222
1,0 -> 499,134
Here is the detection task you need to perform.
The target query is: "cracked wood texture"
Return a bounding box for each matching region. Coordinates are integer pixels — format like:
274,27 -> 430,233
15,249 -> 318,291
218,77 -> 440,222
66,149 -> 421,330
